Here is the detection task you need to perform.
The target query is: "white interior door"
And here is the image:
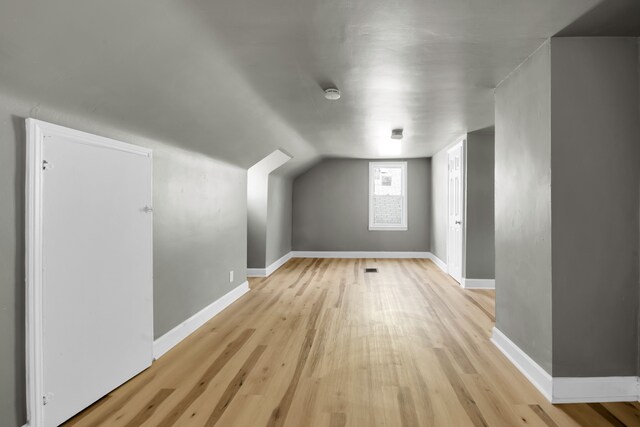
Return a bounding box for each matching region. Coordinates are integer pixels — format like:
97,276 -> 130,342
447,141 -> 464,283
27,119 -> 153,427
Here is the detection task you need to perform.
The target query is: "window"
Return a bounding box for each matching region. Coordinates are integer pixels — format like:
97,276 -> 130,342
369,161 -> 407,231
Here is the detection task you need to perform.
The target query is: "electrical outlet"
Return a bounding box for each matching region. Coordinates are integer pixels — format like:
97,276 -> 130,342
229,270 -> 234,283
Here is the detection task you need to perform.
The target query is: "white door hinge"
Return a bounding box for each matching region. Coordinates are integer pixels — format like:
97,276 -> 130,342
43,392 -> 53,406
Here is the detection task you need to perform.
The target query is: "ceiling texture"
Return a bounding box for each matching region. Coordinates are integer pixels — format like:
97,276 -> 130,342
0,0 -> 634,175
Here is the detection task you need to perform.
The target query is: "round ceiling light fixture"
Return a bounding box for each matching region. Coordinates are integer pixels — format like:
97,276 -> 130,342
391,129 -> 404,140
324,87 -> 341,100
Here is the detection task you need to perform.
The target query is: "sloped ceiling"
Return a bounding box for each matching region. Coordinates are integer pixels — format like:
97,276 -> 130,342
557,0 -> 640,36
0,0 -> 623,175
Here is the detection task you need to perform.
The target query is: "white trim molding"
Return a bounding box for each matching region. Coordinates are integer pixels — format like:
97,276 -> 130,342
491,327 -> 553,401
246,268 -> 267,277
25,118 -> 45,427
247,251 -> 448,278
461,278 -> 495,289
292,251 -> 432,259
247,252 -> 293,277
153,281 -> 249,359
428,253 -> 447,273
553,377 -> 640,404
292,251 -> 448,273
492,327 -> 640,403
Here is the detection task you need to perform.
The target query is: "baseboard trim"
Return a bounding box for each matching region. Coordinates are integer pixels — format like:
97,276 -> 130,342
428,253 -> 447,272
292,251 -> 448,273
249,251 -> 447,278
153,281 -> 249,359
291,251 -> 432,259
492,327 -> 640,403
246,268 -> 265,277
247,252 -> 293,277
553,377 -> 640,403
491,327 -> 553,401
462,278 -> 495,289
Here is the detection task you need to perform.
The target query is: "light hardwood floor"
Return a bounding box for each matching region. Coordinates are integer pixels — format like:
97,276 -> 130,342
65,258 -> 640,426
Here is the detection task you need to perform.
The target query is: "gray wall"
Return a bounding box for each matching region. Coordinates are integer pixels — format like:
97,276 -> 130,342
293,158 -> 431,252
495,37 -> 640,378
465,129 -> 495,279
550,37 -> 640,377
495,41 -> 553,374
266,175 -> 293,265
0,92 -> 247,425
153,150 -> 247,338
247,171 -> 268,269
247,150 -> 291,269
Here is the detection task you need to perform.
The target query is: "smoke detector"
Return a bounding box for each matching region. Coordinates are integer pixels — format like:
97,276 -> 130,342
324,88 -> 341,100
391,129 -> 403,140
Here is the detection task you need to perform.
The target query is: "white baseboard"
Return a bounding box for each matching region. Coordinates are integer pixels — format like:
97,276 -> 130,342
553,377 -> 640,403
462,278 -> 495,289
428,253 -> 447,272
248,251 -> 446,279
153,281 -> 249,359
291,251 -> 432,259
247,252 -> 293,277
492,327 -> 640,403
491,327 -> 553,401
291,251 -> 447,273
246,268 -> 264,277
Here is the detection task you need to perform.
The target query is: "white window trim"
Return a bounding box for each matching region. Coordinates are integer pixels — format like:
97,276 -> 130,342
369,161 -> 408,231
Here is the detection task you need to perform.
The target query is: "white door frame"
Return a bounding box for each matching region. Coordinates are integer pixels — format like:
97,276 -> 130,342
446,137 -> 466,282
25,118 -> 152,427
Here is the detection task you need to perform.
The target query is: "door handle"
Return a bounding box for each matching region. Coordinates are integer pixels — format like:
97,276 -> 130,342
455,220 -> 461,225
143,206 -> 153,213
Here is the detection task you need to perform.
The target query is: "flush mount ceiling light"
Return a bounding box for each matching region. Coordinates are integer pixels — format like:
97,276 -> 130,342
324,87 -> 341,100
391,129 -> 403,140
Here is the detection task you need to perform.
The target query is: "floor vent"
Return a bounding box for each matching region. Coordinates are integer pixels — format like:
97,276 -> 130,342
364,268 -> 378,273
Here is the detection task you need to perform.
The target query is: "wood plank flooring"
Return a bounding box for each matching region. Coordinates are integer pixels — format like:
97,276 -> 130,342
65,258 -> 640,426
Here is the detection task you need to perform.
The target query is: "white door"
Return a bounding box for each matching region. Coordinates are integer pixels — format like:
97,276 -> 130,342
447,141 -> 464,283
29,120 -> 153,427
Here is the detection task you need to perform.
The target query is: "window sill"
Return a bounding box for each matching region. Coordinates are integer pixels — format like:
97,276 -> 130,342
368,226 -> 408,231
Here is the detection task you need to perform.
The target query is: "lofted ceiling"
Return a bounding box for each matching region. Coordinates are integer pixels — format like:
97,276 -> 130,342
0,0 -> 629,175
557,0 -> 640,36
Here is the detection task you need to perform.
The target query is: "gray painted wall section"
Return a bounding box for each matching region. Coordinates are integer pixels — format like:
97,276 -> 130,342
293,158 -> 431,252
495,41 -> 553,374
247,150 -> 291,269
266,175 -> 293,266
153,150 -> 247,338
247,173 -> 268,269
0,95 -> 27,427
465,130 -> 495,279
550,37 -> 640,377
0,92 -> 247,425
